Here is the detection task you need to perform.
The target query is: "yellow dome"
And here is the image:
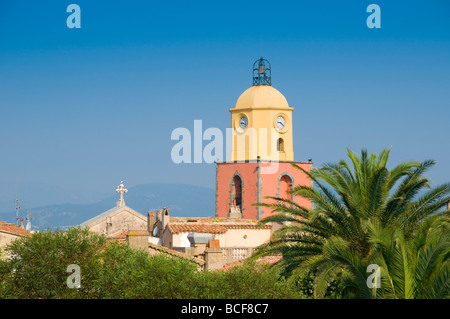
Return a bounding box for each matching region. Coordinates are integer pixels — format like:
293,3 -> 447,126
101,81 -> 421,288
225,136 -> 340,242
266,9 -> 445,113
234,85 -> 289,109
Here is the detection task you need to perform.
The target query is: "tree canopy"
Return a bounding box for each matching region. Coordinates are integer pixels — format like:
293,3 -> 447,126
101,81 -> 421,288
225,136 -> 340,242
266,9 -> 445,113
254,147 -> 449,298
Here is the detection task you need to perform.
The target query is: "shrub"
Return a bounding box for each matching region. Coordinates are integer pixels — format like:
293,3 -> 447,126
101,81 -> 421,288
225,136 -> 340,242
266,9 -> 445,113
0,227 -> 306,299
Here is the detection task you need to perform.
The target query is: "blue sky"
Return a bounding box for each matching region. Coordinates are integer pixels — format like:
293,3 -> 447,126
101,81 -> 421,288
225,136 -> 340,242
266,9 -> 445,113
0,1 -> 449,211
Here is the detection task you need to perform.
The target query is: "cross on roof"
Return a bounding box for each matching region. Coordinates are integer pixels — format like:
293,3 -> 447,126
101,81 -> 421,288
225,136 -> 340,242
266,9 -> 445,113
116,181 -> 128,207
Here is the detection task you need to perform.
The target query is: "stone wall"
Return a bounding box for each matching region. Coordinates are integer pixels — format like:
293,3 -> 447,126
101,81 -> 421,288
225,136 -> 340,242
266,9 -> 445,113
87,208 -> 147,237
0,232 -> 19,259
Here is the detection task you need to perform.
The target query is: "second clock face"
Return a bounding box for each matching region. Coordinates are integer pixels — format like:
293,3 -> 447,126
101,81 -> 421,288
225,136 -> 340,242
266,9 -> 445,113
239,116 -> 248,129
276,116 -> 286,130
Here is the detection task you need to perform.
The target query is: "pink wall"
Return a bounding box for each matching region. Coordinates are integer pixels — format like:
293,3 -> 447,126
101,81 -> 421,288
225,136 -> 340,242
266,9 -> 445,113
215,161 -> 312,220
258,162 -> 312,219
216,162 -> 258,219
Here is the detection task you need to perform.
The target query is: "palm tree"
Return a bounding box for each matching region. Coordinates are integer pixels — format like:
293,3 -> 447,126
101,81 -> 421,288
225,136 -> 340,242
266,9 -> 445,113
254,147 -> 450,298
367,214 -> 449,299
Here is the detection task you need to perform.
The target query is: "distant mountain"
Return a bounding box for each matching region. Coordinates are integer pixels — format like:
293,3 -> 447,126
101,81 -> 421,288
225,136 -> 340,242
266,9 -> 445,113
0,183 -> 215,231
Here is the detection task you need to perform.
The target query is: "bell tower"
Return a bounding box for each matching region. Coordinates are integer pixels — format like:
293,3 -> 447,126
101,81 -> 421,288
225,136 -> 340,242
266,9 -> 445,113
229,57 -> 294,162
215,58 -> 312,220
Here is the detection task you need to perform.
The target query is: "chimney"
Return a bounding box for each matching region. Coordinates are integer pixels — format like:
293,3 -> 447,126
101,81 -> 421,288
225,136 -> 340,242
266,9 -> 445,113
156,209 -> 163,223
148,211 -> 155,234
19,218 -> 24,229
162,207 -> 170,231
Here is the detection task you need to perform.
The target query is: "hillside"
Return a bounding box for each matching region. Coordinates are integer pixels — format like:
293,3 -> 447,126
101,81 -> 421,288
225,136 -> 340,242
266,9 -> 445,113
0,183 -> 215,230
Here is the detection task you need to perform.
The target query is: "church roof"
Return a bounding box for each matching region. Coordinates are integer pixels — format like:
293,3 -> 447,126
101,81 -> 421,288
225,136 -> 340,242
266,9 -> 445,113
234,85 -> 290,110
79,205 -> 146,227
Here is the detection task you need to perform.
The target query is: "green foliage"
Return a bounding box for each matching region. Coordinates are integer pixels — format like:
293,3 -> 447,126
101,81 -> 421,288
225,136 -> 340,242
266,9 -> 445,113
95,245 -> 304,299
367,215 -> 450,299
197,261 -> 304,299
0,227 -> 304,299
4,147 -> 445,299
0,227 -> 106,299
254,147 -> 450,299
94,244 -> 200,299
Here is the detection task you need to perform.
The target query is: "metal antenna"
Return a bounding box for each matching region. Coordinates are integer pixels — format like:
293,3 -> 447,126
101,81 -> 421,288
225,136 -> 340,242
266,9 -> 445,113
260,34 -> 263,57
15,198 -> 20,226
15,179 -> 20,226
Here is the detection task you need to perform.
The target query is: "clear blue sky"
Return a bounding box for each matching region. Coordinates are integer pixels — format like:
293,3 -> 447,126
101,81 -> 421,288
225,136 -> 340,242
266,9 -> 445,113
0,1 -> 449,210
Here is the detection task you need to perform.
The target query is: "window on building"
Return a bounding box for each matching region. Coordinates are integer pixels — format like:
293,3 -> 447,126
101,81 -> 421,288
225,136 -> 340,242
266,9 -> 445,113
232,175 -> 242,207
279,174 -> 293,201
277,138 -> 285,152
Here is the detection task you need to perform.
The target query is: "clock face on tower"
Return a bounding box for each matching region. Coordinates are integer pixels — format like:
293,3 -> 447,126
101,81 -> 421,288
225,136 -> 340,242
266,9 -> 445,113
239,116 -> 248,129
275,116 -> 286,130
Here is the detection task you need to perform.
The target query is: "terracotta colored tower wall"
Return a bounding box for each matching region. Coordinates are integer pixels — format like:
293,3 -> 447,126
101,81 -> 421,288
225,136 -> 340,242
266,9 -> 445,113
258,162 -> 312,220
215,162 -> 259,219
215,161 -> 312,220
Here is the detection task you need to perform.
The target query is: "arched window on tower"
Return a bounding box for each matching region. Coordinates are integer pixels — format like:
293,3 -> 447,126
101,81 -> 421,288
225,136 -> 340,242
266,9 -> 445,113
232,175 -> 242,207
229,174 -> 243,218
277,138 -> 285,152
279,174 -> 293,202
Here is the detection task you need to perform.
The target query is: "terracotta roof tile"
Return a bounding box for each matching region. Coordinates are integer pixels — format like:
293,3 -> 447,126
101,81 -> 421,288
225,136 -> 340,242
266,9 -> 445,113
148,242 -> 205,266
168,217 -> 215,223
222,255 -> 282,271
106,230 -> 128,241
0,221 -> 32,237
166,220 -> 272,234
216,222 -> 272,230
167,223 -> 228,234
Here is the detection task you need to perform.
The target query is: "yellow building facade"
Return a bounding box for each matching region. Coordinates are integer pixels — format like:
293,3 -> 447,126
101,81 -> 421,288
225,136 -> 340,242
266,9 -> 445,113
216,57 -> 312,220
229,59 -> 294,162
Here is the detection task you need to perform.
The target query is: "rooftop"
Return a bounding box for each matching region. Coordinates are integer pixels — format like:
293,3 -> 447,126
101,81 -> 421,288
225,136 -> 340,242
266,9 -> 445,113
148,242 -> 205,266
168,223 -> 228,234
166,218 -> 272,234
0,221 -> 32,237
233,85 -> 290,110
